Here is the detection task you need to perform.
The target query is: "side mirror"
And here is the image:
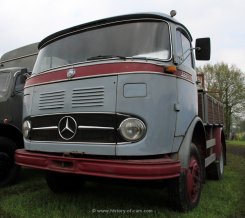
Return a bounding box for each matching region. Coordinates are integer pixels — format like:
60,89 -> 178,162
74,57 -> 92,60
20,68 -> 31,77
14,68 -> 31,93
19,74 -> 27,84
195,38 -> 211,60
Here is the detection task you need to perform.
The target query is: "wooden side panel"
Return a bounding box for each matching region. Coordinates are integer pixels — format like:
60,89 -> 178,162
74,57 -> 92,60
198,91 -> 224,125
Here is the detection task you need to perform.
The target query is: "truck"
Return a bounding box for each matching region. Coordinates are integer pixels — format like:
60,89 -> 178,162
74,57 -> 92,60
15,12 -> 226,211
0,43 -> 38,187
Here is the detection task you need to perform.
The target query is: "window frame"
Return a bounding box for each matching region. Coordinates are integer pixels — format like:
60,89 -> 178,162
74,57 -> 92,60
176,28 -> 194,68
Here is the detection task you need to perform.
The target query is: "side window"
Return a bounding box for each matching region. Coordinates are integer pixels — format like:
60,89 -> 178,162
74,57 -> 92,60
176,31 -> 183,57
176,30 -> 193,68
15,74 -> 27,92
0,72 -> 11,100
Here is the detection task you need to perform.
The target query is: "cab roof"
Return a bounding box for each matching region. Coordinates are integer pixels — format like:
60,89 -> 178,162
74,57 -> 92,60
39,12 -> 192,49
0,42 -> 38,71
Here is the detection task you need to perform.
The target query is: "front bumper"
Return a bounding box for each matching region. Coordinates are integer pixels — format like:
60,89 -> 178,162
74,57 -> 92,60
15,149 -> 180,180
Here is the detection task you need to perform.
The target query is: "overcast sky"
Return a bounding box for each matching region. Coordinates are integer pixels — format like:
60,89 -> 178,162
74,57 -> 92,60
0,0 -> 244,72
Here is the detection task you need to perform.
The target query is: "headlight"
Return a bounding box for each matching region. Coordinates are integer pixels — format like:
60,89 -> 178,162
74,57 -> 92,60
22,120 -> 31,138
118,118 -> 146,142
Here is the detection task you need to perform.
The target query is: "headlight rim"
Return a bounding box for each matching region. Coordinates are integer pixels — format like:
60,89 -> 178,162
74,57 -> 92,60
118,117 -> 146,142
22,120 -> 32,139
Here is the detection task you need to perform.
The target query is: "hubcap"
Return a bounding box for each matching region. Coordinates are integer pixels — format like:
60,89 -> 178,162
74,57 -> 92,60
187,157 -> 201,203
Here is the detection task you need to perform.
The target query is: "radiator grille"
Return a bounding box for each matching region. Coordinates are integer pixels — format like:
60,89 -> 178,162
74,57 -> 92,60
39,90 -> 65,110
28,113 -> 129,143
72,87 -> 104,108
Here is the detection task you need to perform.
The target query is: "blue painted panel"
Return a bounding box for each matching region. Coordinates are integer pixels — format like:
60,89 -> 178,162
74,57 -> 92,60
123,83 -> 147,98
31,76 -> 117,115
175,77 -> 197,136
116,73 -> 177,156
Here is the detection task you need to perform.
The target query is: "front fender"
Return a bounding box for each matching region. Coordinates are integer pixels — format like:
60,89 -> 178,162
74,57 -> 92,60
177,116 -> 205,168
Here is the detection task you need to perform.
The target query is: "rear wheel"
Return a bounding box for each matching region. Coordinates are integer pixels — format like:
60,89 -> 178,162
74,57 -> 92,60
168,143 -> 203,211
206,146 -> 224,180
46,171 -> 84,193
0,137 -> 20,187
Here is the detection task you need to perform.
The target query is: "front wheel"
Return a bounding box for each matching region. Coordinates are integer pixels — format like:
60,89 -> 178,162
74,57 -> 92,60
168,143 -> 203,211
0,137 -> 21,187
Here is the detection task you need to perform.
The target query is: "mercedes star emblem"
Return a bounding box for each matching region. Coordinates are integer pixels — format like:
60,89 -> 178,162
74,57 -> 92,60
67,68 -> 76,79
58,116 -> 77,140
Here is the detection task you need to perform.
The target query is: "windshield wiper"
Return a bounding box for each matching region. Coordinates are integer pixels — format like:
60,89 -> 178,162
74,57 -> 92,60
87,55 -> 126,61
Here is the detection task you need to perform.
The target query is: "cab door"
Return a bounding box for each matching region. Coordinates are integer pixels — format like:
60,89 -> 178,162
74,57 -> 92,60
0,71 -> 13,124
174,29 -> 198,137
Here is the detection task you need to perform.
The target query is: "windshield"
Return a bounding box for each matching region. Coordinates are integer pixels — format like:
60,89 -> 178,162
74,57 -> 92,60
0,72 -> 11,99
33,21 -> 171,75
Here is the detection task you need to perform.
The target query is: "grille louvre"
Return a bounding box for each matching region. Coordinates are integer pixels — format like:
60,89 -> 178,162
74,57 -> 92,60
72,87 -> 104,108
39,90 -> 65,110
29,113 -> 129,143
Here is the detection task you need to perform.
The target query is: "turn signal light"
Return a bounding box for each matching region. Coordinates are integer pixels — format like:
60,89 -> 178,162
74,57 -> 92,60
165,65 -> 177,74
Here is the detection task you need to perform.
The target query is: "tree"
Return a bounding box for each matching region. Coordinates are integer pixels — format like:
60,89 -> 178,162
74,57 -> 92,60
197,62 -> 245,138
239,119 -> 245,132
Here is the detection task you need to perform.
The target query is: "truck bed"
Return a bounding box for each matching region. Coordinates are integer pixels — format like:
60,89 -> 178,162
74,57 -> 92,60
198,90 -> 224,125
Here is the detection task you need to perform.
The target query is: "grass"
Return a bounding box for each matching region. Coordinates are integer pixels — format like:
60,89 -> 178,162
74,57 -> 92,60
0,142 -> 244,218
227,140 -> 245,147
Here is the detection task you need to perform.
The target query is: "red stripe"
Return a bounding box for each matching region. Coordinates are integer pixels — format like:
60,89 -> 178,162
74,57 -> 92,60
25,62 -> 193,87
173,70 -> 193,82
25,63 -> 164,87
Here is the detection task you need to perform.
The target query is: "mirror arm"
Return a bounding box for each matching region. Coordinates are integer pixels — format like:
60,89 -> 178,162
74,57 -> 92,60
177,47 -> 200,66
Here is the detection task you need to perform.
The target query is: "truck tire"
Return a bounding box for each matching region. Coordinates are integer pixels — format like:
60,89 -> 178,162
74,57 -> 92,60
168,143 -> 203,211
0,137 -> 20,187
46,171 -> 84,193
206,146 -> 224,180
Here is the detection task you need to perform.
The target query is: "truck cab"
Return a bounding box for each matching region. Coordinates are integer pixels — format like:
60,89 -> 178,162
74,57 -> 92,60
0,43 -> 38,187
15,12 -> 225,211
0,68 -> 28,130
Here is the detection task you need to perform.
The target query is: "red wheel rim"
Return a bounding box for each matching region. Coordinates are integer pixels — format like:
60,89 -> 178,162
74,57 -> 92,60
187,156 -> 201,203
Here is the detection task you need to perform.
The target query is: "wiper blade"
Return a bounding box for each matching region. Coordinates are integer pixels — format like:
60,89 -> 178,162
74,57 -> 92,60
87,55 -> 126,61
